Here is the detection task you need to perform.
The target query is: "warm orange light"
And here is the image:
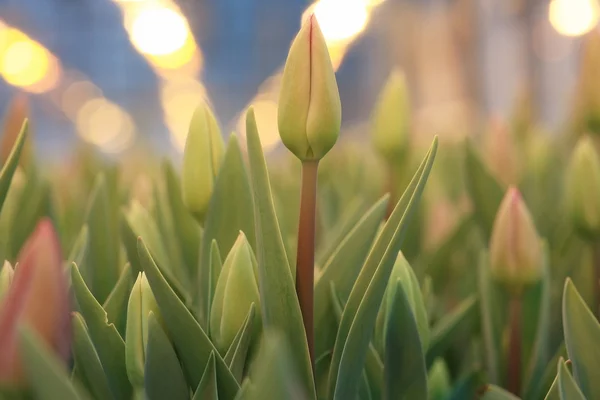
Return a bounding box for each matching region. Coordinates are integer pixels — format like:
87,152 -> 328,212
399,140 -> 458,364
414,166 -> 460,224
0,30 -> 60,92
549,0 -> 599,37
76,99 -> 136,153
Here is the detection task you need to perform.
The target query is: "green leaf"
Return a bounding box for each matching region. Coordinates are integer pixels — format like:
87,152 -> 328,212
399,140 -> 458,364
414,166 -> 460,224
244,332 -> 307,400
428,359 -> 451,400
103,264 -> 135,337
71,263 -> 132,400
384,283 -> 427,400
557,359 -> 585,400
193,352 -> 218,400
207,239 -> 222,332
72,313 -> 113,400
145,312 -> 189,400
314,195 -> 388,356
478,252 -> 507,385
464,138 -> 504,241
447,370 -> 485,400
67,225 -> 89,271
137,239 -> 239,399
479,385 -> 520,399
328,137 -> 438,400
245,109 -> 315,397
426,295 -> 479,367
0,119 -> 27,216
562,278 -> 600,399
163,161 -> 201,284
197,135 -> 256,327
84,174 -> 120,303
224,304 -> 257,383
545,375 -> 559,400
19,325 -> 88,400
329,283 -> 383,400
359,370 -> 373,400
122,203 -> 188,302
522,252 -> 552,400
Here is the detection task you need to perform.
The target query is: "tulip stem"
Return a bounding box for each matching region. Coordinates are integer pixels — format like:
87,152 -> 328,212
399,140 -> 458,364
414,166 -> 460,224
385,163 -> 398,220
507,294 -> 522,396
296,160 -> 318,371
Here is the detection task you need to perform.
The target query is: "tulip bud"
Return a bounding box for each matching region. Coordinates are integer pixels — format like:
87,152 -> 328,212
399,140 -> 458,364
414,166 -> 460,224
181,102 -> 225,222
210,232 -> 260,353
278,14 -> 341,162
566,136 -> 600,238
371,70 -> 411,162
489,187 -> 542,289
376,252 -> 429,352
0,218 -> 70,385
0,262 -> 13,303
126,273 -> 161,387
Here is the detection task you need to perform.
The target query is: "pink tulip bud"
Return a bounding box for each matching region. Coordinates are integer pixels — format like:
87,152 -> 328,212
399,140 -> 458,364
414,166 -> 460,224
489,187 -> 543,290
0,218 -> 70,385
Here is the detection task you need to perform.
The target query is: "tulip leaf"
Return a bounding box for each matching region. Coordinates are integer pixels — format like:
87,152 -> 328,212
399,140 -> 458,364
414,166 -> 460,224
328,137 -> 438,400
522,253 -> 552,400
330,282 -> 383,400
163,160 -> 201,284
447,370 -> 485,400
137,238 -> 239,399
71,263 -> 132,400
428,359 -> 451,400
360,370 -> 373,400
198,135 -> 256,328
224,303 -> 256,383
0,120 -> 27,216
562,278 -> 600,399
103,264 -> 135,337
426,295 -> 479,367
207,239 -> 222,332
19,326 -> 89,400
84,174 -> 120,303
464,138 -> 504,241
246,109 -> 315,397
478,252 -> 506,385
314,195 -> 388,356
145,312 -> 189,400
243,332 -> 307,400
193,352 -> 218,400
72,313 -> 113,400
545,375 -> 560,400
384,282 -> 427,400
122,205 -> 188,302
528,344 -> 567,400
558,359 -> 585,400
479,385 -> 520,399
67,225 -> 89,272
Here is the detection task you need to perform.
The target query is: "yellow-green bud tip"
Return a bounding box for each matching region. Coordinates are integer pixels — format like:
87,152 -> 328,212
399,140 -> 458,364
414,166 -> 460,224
371,69 -> 410,162
278,14 -> 341,162
181,102 -> 224,222
489,187 -> 542,289
566,135 -> 600,238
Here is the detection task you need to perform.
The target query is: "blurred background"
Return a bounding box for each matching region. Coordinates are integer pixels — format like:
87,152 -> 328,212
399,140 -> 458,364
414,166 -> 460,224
0,0 -> 597,161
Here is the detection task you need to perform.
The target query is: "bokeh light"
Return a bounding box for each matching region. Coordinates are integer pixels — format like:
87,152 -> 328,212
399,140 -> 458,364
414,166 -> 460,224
0,28 -> 61,92
76,98 -> 136,153
549,0 -> 599,37
313,0 -> 369,42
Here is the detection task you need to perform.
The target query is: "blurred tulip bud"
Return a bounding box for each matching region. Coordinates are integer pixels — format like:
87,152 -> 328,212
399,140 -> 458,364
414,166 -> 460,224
182,102 -> 224,222
376,252 -> 429,352
0,218 -> 70,385
210,232 -> 261,353
371,70 -> 411,162
278,14 -> 341,162
489,187 -> 542,290
566,136 -> 600,238
483,117 -> 520,186
126,273 -> 161,387
0,262 -> 13,303
0,94 -> 31,167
